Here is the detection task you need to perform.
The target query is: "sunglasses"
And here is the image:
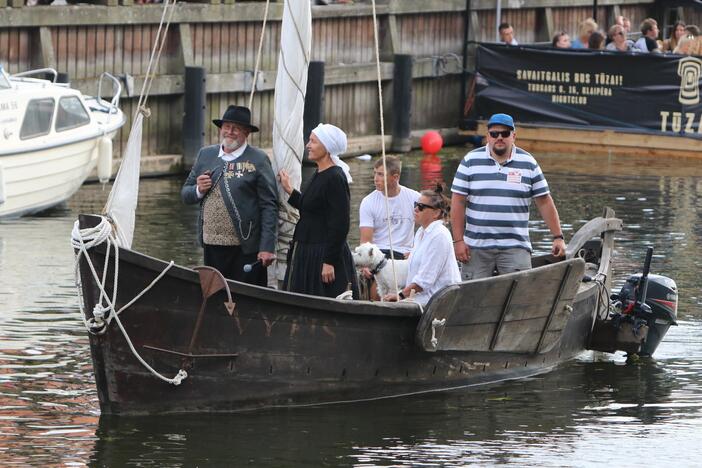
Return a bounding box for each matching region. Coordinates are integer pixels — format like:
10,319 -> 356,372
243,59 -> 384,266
488,130 -> 512,138
414,201 -> 437,211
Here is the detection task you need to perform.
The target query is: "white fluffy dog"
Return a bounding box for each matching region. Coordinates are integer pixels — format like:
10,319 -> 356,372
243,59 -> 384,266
352,243 -> 408,298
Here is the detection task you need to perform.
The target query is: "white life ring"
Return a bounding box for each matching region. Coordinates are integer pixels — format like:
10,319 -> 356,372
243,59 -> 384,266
97,136 -> 113,184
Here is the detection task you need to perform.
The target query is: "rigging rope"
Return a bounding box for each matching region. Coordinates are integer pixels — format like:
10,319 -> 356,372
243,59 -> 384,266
136,0 -> 177,116
371,0 -> 400,300
249,0 -> 272,110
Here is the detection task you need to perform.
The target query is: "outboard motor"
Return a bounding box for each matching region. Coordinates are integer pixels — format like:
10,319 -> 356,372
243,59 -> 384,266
588,246 -> 677,357
615,271 -> 678,356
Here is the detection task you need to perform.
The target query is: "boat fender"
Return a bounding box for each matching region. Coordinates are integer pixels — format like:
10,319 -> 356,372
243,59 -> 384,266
0,164 -> 5,205
97,136 -> 113,184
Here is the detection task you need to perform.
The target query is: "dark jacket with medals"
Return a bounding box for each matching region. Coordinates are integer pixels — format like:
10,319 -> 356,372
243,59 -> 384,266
181,144 -> 278,255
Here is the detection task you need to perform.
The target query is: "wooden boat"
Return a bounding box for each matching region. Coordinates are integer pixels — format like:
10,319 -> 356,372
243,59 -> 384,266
0,66 -> 125,218
75,209 -> 622,415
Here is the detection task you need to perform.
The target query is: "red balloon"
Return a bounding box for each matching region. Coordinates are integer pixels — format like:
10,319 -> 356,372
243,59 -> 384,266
421,131 -> 443,155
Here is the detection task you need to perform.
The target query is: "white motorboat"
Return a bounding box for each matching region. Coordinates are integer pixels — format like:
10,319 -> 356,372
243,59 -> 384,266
0,66 -> 125,219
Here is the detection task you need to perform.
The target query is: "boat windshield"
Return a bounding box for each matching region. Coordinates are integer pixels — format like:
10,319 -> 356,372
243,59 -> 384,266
0,66 -> 10,89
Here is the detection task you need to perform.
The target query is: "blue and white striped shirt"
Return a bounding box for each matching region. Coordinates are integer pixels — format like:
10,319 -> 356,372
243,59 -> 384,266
451,145 -> 549,252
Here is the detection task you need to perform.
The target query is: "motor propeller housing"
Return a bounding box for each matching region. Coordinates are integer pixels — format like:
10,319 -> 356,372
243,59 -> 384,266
615,273 -> 678,356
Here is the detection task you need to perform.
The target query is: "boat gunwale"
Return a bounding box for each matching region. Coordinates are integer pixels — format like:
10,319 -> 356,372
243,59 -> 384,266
77,216 -> 607,321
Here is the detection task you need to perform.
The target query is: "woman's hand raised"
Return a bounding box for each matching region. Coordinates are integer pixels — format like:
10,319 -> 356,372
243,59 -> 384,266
278,170 -> 293,195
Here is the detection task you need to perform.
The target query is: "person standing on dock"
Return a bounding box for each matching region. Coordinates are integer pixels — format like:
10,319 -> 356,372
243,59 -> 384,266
450,113 -> 566,280
181,105 -> 278,286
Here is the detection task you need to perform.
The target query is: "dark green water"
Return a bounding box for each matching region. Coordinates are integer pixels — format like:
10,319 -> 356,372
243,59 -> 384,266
1,148 -> 701,466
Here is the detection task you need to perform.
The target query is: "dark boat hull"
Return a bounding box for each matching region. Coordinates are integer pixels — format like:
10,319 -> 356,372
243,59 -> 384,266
76,216 -> 610,415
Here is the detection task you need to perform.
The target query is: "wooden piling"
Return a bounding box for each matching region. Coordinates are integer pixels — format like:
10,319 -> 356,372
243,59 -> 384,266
391,54 -> 412,153
183,66 -> 206,167
304,61 -> 325,145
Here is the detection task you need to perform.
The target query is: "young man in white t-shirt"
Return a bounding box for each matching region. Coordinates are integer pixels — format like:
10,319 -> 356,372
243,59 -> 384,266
359,155 -> 419,257
358,156 -> 419,299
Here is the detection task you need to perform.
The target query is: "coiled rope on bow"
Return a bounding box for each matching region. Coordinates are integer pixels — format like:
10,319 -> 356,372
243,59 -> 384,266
71,216 -> 185,386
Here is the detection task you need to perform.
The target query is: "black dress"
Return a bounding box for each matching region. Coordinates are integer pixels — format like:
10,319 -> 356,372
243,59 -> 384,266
283,165 -> 359,299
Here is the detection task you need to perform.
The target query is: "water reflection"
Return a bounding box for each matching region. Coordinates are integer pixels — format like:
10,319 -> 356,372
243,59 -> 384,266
87,357 -> 689,467
419,154 -> 444,190
1,148 -> 702,465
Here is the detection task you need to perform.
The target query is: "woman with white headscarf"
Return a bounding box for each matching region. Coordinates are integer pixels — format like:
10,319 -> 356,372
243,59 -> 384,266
279,123 -> 359,299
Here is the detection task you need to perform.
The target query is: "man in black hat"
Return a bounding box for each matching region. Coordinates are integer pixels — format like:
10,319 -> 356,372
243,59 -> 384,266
181,105 -> 278,285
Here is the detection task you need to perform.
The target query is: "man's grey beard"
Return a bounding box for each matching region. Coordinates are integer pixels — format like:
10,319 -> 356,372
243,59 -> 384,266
222,138 -> 242,153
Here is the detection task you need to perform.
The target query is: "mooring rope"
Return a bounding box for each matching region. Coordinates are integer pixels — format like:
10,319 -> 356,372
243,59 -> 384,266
370,0 -> 400,300
71,217 -> 185,386
72,0 -> 183,385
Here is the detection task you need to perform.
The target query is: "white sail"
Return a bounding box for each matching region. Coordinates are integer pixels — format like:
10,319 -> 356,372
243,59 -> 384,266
103,112 -> 144,248
271,0 -> 312,282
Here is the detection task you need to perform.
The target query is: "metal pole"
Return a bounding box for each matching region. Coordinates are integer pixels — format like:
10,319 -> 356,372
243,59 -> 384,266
459,0 -> 471,125
593,0 -> 598,22
496,0 -> 502,42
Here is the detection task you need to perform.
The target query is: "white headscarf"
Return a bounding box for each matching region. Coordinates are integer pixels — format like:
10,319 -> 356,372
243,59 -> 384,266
312,123 -> 352,183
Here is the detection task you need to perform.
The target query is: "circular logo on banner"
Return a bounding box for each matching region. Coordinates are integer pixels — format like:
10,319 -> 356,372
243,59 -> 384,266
677,57 -> 702,105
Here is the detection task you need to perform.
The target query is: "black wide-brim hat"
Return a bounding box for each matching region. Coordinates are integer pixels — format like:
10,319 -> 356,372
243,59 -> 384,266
213,105 -> 260,133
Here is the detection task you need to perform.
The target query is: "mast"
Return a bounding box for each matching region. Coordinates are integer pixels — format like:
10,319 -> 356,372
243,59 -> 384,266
271,0 -> 312,285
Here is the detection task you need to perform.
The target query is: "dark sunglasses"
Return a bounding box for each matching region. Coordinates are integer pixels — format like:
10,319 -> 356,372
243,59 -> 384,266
488,130 -> 512,138
414,201 -> 437,211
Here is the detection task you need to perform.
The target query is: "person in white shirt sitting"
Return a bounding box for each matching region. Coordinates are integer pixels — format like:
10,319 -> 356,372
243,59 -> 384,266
383,186 -> 461,307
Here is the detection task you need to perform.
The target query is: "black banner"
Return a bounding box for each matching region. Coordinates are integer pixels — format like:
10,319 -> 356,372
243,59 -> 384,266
474,43 -> 702,137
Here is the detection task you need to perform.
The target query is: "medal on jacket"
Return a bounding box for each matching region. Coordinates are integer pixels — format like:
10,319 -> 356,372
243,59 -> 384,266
224,162 -> 236,179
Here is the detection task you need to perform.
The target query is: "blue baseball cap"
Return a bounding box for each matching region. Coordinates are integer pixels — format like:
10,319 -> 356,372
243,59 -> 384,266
487,113 -> 515,130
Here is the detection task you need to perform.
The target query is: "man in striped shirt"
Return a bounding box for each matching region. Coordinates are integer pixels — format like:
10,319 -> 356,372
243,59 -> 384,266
450,113 -> 566,280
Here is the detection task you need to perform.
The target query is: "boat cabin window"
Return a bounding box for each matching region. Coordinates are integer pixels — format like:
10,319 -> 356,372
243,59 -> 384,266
20,98 -> 55,140
56,96 -> 91,132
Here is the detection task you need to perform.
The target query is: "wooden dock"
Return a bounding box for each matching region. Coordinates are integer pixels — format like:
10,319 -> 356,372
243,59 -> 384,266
4,0 -> 697,174
461,122 -> 702,159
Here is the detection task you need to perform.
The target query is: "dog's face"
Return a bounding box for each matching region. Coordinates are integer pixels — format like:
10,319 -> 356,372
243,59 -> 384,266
352,242 -> 385,267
